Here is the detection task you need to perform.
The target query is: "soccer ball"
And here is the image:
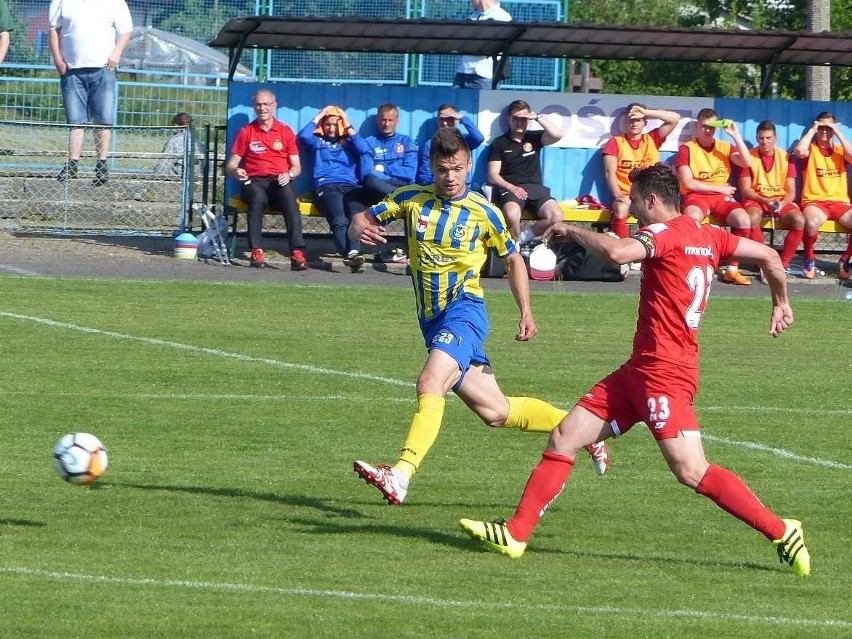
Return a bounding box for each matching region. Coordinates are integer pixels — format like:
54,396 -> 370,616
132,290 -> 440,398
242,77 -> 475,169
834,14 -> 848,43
53,432 -> 109,485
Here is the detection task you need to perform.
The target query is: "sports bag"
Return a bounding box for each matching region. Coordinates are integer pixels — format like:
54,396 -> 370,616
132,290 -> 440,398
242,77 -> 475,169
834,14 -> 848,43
554,241 -> 627,282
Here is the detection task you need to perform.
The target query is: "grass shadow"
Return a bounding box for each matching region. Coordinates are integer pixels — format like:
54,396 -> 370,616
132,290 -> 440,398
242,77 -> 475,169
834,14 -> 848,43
0,518 -> 47,527
114,481 -> 364,518
292,515 -> 782,575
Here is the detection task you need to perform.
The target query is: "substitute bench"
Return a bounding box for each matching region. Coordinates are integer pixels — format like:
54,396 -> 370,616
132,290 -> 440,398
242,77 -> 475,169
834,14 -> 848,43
225,195 -> 846,237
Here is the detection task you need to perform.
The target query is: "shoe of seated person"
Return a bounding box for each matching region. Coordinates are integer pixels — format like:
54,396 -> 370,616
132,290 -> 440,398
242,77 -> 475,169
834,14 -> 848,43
773,519 -> 810,577
390,247 -> 409,265
353,460 -> 409,505
249,248 -> 267,268
459,518 -> 527,558
722,269 -> 752,286
838,258 -> 851,281
343,251 -> 365,273
802,259 -> 816,279
290,248 -> 308,271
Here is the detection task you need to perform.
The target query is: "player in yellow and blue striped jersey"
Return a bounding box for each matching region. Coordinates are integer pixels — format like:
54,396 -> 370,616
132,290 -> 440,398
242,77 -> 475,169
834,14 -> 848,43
349,127 -> 611,505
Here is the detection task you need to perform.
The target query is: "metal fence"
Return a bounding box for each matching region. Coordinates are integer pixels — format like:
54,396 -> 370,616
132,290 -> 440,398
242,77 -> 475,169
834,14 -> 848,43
6,0 -> 567,91
0,121 -> 204,235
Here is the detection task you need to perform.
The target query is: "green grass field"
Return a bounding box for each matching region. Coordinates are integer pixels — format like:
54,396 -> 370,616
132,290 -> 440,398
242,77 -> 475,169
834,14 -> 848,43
0,276 -> 849,638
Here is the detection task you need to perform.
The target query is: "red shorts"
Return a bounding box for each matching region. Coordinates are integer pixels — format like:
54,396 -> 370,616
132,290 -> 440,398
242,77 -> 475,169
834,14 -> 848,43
801,200 -> 852,221
577,359 -> 699,440
742,201 -> 800,217
682,193 -> 744,224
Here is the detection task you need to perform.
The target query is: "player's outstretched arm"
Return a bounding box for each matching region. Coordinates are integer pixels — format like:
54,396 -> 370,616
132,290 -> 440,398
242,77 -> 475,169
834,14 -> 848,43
503,252 -> 538,341
733,237 -> 794,337
551,223 -> 645,265
348,211 -> 387,246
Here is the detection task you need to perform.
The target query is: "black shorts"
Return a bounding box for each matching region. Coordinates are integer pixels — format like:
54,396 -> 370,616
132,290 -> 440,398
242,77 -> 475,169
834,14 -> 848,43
492,183 -> 553,216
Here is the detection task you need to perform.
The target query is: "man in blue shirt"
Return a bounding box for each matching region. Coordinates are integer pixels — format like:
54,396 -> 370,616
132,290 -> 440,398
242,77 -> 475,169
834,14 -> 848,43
359,104 -> 418,202
416,104 -> 484,186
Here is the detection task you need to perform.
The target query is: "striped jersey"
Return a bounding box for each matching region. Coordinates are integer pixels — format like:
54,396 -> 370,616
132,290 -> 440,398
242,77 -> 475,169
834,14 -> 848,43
370,185 -> 516,320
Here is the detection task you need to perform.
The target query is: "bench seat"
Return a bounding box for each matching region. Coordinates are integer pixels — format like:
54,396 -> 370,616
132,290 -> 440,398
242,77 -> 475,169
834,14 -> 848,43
226,195 -> 847,234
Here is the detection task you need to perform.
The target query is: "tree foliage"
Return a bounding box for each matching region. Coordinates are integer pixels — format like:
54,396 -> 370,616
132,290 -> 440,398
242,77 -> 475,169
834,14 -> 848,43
570,0 -> 850,100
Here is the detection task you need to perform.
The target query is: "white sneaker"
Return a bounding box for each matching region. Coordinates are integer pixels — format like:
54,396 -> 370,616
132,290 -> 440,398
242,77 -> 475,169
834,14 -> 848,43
343,251 -> 365,273
390,248 -> 409,265
585,441 -> 611,476
353,460 -> 409,504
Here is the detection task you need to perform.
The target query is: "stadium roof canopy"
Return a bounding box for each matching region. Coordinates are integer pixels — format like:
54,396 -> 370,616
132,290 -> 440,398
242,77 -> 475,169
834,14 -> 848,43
209,15 -> 852,92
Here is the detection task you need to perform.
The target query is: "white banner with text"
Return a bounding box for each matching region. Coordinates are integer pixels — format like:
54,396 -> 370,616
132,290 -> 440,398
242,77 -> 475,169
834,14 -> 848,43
478,91 -> 715,152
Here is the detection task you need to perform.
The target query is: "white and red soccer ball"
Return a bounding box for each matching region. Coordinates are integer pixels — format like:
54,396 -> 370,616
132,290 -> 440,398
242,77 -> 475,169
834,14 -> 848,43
53,432 -> 109,485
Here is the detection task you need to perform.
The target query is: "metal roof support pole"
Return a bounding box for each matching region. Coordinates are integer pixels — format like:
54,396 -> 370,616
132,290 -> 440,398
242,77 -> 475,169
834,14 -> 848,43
759,60 -> 778,99
560,0 -> 571,91
492,54 -> 508,89
491,24 -> 527,89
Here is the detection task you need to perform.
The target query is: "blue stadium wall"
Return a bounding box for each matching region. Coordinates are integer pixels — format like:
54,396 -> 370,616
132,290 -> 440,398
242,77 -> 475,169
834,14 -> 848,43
226,83 -> 852,205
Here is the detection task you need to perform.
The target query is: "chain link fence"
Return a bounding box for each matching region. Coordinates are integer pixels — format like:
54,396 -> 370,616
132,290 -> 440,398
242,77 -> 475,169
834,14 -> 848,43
0,121 -> 204,235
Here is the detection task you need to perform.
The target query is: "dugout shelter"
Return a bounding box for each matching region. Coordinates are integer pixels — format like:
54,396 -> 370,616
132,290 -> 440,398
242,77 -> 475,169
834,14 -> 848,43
210,17 -> 852,219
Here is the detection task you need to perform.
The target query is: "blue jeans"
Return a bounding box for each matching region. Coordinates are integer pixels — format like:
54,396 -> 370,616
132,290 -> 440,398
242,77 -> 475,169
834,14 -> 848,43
60,67 -> 116,124
362,173 -> 406,203
315,182 -> 363,255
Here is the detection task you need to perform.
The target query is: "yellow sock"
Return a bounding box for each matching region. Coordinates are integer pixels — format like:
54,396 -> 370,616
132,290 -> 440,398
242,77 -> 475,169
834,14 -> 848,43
396,393 -> 446,477
504,397 -> 567,433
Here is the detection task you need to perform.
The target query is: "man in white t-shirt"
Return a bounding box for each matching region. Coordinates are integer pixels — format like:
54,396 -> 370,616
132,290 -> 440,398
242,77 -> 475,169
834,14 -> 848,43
453,0 -> 512,90
49,0 -> 133,186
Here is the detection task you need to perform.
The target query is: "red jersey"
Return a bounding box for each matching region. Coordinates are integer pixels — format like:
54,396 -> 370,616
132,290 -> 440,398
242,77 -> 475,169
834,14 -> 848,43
231,118 -> 299,178
631,215 -> 739,370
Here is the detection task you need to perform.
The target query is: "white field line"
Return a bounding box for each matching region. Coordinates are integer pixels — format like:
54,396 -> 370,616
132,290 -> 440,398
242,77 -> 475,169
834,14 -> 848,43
1,566 -> 849,630
703,434 -> 852,470
0,311 -> 410,388
3,390 -> 414,403
1,311 -> 849,472
703,405 -> 852,416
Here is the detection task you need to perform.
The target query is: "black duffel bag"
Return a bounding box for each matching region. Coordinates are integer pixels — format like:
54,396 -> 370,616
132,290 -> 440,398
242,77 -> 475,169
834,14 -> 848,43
554,241 -> 627,282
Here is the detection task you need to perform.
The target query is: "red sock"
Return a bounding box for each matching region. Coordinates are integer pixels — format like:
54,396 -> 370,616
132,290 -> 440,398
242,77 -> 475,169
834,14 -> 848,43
803,232 -> 818,261
610,217 -> 629,239
843,234 -> 852,262
695,464 -> 785,541
507,451 -> 574,542
750,227 -> 764,244
780,229 -> 803,268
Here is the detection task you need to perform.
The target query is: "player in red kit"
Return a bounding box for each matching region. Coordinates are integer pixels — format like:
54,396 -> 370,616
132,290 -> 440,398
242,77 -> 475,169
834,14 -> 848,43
460,163 -> 811,577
